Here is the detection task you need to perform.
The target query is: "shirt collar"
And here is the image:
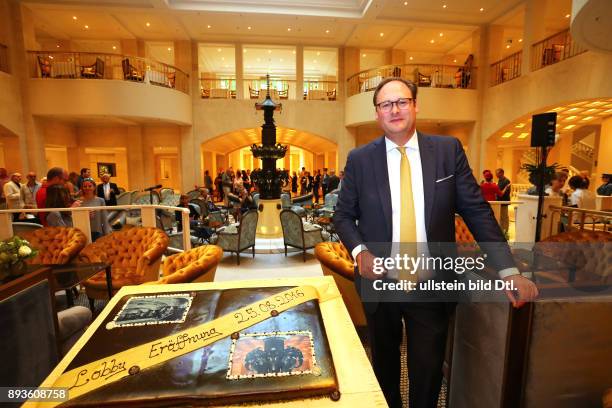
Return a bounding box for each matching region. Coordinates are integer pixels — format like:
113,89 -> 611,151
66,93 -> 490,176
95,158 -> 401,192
385,129 -> 419,153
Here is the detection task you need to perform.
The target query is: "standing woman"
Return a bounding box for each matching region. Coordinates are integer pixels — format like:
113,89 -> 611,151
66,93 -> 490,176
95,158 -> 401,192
80,178 -> 112,241
291,171 -> 298,195
242,170 -> 250,193
313,169 -> 321,204
46,185 -> 76,227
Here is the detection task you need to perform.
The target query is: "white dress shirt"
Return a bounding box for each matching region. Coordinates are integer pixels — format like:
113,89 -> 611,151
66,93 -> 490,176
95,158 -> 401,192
103,183 -> 111,201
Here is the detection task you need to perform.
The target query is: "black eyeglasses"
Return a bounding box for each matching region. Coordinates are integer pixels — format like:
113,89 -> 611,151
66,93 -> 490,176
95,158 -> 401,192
375,97 -> 414,113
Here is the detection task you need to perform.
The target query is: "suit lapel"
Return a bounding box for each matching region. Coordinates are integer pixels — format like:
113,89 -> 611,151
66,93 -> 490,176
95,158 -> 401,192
418,132 -> 436,235
371,136 -> 393,239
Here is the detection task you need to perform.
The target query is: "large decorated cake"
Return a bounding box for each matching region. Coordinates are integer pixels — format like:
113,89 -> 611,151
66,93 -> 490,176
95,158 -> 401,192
57,286 -> 339,407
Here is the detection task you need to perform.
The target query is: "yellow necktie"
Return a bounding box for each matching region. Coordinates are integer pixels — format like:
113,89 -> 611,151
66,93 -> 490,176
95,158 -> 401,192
397,146 -> 418,285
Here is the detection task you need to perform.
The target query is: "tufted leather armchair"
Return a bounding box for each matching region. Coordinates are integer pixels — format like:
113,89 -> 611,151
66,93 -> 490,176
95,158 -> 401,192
454,215 -> 476,243
22,227 -> 88,265
314,241 -> 366,326
80,227 -> 168,299
145,245 -> 223,285
532,230 -> 611,283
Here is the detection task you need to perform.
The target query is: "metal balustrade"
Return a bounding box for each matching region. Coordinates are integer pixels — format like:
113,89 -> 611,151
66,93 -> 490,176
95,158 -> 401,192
490,51 -> 522,86
28,51 -> 190,94
347,63 -> 477,97
531,28 -> 587,71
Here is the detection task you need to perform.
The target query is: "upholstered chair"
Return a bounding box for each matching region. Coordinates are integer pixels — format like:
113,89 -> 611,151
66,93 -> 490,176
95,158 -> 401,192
80,227 -> 168,300
317,192 -> 338,218
532,230 -> 611,283
144,245 -> 223,285
216,210 -> 258,265
454,215 -> 476,243
314,242 -> 366,326
280,209 -> 324,262
22,227 -> 88,265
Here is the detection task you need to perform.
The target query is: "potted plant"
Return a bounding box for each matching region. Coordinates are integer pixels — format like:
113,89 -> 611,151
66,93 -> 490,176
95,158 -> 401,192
520,162 -> 561,195
0,236 -> 38,275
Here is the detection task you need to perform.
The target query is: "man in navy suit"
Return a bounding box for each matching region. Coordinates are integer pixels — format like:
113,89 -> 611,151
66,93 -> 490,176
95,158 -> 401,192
334,77 -> 538,408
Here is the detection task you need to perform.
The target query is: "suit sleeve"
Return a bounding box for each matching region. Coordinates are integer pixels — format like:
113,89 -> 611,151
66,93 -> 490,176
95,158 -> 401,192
453,139 -> 515,271
333,151 -> 363,254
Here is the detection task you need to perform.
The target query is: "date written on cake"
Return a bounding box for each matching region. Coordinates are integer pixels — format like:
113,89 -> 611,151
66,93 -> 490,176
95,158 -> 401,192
0,387 -> 69,402
233,288 -> 305,324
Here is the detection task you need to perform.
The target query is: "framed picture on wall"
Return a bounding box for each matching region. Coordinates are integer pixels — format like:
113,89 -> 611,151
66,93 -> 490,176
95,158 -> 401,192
97,162 -> 117,178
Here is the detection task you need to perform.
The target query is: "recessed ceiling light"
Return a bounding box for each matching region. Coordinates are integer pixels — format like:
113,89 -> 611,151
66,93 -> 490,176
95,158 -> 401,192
292,50 -> 296,54
506,45 -> 511,49
453,59 -> 457,63
247,26 -> 252,30
243,49 -> 247,53
287,27 -> 292,32
404,1 -> 408,5
168,47 -> 172,51
84,25 -> 89,29
563,124 -> 575,130
430,39 -> 435,44
317,51 -> 320,56
325,29 -> 330,33
217,48 -> 221,52
564,115 -> 577,121
442,4 -> 447,8
56,44 -> 60,48
518,132 -> 529,139
362,53 -> 366,57
565,14 -> 570,18
409,56 -> 413,60
439,32 -> 443,37
581,116 -> 594,121
518,38 -> 523,42
207,25 -> 211,29
566,107 -> 580,112
72,16 -> 77,20
379,32 -> 384,37
146,22 -> 150,27
480,7 -> 484,12
112,46 -> 117,50
516,123 -> 525,128
551,107 -> 565,112
502,132 -> 513,138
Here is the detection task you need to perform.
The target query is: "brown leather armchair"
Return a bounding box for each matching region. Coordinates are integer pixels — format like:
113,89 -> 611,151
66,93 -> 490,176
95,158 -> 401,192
80,227 -> 168,299
23,227 -> 87,265
145,245 -> 223,285
314,241 -> 366,326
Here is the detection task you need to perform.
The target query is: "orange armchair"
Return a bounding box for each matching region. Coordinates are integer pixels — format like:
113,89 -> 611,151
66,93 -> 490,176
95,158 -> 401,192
80,227 -> 168,299
314,242 -> 366,326
23,227 -> 88,265
145,245 -> 223,285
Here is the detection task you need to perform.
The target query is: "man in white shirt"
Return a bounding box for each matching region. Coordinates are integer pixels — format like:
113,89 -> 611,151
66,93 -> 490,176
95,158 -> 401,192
3,172 -> 25,221
334,77 -> 538,408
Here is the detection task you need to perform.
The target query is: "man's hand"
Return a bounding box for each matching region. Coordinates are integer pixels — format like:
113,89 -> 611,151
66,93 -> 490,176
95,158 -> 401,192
504,274 -> 539,308
356,250 -> 385,280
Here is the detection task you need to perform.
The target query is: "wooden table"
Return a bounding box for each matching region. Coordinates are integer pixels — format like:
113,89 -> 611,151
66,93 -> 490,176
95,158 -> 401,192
35,277 -> 386,408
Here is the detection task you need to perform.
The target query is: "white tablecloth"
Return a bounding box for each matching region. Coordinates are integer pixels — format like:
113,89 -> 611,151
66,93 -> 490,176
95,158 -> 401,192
51,61 -> 76,78
307,89 -> 328,100
210,88 -> 230,98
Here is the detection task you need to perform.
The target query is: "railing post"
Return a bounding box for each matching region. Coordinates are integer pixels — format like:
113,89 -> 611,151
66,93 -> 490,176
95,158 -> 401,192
141,206 -> 156,228
72,209 -> 92,244
182,210 -> 191,251
0,213 -> 13,240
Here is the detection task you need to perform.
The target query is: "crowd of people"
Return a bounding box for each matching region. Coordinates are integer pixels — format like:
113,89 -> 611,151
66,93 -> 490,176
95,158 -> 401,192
0,166 -> 120,242
209,166 -> 344,206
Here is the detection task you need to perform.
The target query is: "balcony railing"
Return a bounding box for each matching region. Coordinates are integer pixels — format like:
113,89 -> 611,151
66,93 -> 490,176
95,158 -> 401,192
28,51 -> 190,94
200,78 -> 338,101
347,63 -> 477,97
531,28 -> 587,71
0,44 -> 8,74
490,51 -> 522,86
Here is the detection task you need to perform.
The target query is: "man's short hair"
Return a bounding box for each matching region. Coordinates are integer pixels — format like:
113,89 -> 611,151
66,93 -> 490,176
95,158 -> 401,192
496,168 -> 505,174
373,77 -> 418,106
47,167 -> 64,181
80,168 -> 89,176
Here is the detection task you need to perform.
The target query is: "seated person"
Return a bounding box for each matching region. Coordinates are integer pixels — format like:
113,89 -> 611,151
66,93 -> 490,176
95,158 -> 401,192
238,188 -> 257,220
596,173 -> 612,196
568,175 -> 596,209
175,194 -> 213,242
198,188 -> 221,213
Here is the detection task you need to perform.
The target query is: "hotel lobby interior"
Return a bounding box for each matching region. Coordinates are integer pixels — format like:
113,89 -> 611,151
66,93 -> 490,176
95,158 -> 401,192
0,0 -> 611,407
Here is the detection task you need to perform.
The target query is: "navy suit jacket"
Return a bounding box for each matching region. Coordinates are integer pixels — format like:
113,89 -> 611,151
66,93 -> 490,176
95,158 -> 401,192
334,133 -> 515,311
